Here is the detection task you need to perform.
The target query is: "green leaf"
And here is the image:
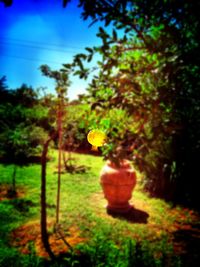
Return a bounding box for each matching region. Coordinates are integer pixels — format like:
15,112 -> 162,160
100,118 -> 111,129
112,29 -> 118,41
87,54 -> 93,62
85,47 -> 93,53
63,63 -> 72,69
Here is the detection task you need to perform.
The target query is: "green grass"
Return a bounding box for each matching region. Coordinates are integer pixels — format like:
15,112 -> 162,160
0,149 -> 199,266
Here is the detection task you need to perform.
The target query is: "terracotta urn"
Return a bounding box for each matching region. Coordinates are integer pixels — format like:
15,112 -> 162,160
100,160 -> 136,213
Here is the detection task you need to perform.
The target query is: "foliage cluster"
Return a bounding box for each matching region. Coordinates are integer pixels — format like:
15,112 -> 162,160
0,79 -> 49,165
75,231 -> 180,267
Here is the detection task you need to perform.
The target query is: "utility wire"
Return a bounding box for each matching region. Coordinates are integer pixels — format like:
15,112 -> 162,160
0,53 -> 100,70
0,36 -> 86,51
0,37 -> 99,69
0,53 -> 63,65
0,41 -> 81,54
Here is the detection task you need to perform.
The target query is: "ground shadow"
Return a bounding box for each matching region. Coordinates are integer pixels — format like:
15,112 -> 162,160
173,223 -> 200,267
107,206 -> 149,224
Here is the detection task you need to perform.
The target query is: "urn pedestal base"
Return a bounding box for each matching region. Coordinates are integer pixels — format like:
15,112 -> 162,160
107,203 -> 132,214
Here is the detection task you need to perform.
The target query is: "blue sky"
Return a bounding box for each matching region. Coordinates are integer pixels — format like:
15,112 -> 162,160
0,0 -> 103,99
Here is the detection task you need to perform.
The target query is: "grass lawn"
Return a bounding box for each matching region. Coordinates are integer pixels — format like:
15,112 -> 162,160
0,150 -> 199,267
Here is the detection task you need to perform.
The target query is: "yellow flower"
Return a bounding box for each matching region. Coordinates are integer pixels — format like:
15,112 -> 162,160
87,129 -> 107,151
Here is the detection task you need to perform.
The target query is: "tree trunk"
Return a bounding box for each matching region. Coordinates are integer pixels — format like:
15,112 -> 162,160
56,105 -> 62,224
41,138 -> 55,259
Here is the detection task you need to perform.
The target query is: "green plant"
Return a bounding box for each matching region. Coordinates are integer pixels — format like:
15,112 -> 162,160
85,106 -> 138,167
0,84 -> 49,195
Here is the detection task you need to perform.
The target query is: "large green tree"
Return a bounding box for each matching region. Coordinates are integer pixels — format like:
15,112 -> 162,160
64,0 -> 200,208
